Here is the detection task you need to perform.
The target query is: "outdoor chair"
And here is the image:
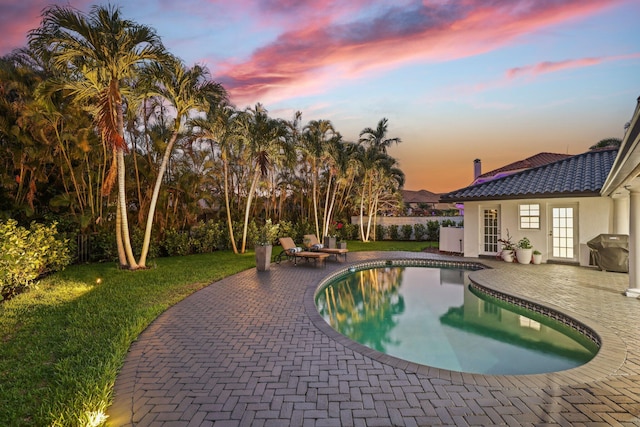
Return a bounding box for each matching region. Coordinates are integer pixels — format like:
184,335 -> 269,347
275,237 -> 330,267
303,234 -> 348,262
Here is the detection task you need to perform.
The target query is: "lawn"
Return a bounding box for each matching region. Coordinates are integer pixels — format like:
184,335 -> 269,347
0,241 -> 432,426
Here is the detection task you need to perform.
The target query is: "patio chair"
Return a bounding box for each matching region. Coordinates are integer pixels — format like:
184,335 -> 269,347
275,237 -> 330,267
303,234 -> 348,262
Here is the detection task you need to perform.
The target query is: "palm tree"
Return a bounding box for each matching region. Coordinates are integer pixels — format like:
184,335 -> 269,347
136,58 -> 227,266
237,103 -> 289,253
28,4 -> 169,269
301,119 -> 337,240
357,118 -> 403,241
190,101 -> 241,253
321,135 -> 349,237
359,118 -> 401,154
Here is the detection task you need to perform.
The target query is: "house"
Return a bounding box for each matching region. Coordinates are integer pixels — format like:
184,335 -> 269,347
441,96 -> 640,298
401,189 -> 459,215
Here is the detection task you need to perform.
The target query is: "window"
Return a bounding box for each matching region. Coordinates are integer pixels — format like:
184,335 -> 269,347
519,204 -> 540,229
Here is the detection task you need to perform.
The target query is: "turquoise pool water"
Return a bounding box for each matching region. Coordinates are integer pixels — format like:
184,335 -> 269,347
315,265 -> 598,375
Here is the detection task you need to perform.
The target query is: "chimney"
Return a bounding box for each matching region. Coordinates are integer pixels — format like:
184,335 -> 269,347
473,159 -> 482,179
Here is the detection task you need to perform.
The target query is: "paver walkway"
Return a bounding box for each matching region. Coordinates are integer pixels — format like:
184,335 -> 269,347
107,252 -> 640,426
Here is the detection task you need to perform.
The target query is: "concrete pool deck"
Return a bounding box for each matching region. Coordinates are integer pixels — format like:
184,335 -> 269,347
107,251 -> 640,426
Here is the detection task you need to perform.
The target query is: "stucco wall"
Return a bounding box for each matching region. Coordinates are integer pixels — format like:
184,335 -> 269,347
350,216 -> 464,240
461,196 -> 613,265
351,216 -> 463,227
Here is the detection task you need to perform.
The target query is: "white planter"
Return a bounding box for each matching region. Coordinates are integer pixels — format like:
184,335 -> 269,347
502,250 -> 514,262
255,244 -> 272,271
516,248 -> 533,264
532,253 -> 542,264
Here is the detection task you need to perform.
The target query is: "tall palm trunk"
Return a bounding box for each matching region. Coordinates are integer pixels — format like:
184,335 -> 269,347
359,176 -> 367,242
312,164 -> 320,240
116,196 -> 126,267
138,129 -> 179,266
116,97 -> 139,269
322,173 -> 333,237
241,166 -> 261,253
117,147 -> 139,269
222,151 -> 239,254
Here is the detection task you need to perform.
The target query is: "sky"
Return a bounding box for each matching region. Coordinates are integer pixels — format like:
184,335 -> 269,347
1,0 -> 639,193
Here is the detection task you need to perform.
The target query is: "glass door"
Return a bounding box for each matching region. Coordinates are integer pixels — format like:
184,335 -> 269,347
482,208 -> 499,255
550,205 -> 577,261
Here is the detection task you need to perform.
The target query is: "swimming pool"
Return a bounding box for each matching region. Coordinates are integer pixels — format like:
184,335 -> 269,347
315,262 -> 598,375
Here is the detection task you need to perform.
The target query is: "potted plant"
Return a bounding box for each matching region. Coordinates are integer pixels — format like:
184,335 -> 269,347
516,237 -> 533,265
324,221 -> 339,249
532,249 -> 543,265
498,229 -> 516,262
255,219 -> 279,271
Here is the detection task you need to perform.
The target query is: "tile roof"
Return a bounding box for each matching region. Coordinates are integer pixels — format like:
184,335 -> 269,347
441,148 -> 619,202
475,152 -> 573,181
402,189 -> 441,203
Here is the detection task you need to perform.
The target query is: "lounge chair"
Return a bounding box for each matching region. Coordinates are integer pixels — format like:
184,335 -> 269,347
275,237 -> 330,267
303,234 -> 348,262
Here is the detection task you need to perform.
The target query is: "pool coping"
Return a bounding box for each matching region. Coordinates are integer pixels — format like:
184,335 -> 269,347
305,257 -> 628,389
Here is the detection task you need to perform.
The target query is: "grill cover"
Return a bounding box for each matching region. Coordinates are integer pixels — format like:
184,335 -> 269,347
587,234 -> 629,273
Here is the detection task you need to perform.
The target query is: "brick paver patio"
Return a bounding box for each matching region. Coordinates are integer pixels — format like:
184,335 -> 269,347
107,251 -> 640,426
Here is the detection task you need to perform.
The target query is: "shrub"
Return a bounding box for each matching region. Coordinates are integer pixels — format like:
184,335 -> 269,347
441,219 -> 457,228
414,223 -> 426,241
245,221 -> 260,247
388,224 -> 399,240
255,219 -> 280,246
131,226 -> 161,260
0,219 -> 71,300
190,220 -> 226,253
161,228 -> 192,257
89,226 -> 118,262
340,222 -> 359,240
375,224 -> 386,241
277,220 -> 296,241
426,220 -> 440,241
293,221 -> 314,242
401,224 -> 413,240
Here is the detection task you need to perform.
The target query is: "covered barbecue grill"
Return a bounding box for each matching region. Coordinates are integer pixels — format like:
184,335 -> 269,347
587,234 -> 629,273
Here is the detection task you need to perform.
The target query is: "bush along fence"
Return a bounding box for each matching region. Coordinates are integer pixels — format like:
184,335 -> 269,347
358,217 -> 463,242
1,216 -> 456,297
70,219 -> 362,264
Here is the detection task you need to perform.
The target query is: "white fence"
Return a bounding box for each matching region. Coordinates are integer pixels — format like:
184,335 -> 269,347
350,216 -> 464,243
350,216 -> 463,228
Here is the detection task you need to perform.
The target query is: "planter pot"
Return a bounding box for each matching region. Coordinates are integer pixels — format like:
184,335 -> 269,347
516,248 -> 533,265
337,241 -> 347,249
532,253 -> 543,265
502,250 -> 514,262
255,244 -> 272,271
324,236 -> 337,249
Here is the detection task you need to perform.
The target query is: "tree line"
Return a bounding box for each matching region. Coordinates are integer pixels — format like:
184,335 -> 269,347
0,4 -> 405,268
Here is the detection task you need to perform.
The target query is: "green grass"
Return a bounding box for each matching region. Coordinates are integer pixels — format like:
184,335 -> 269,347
346,239 -> 435,252
0,241 -> 430,426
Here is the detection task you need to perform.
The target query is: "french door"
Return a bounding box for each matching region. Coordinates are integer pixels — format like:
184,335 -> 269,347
482,207 -> 499,255
549,205 -> 577,261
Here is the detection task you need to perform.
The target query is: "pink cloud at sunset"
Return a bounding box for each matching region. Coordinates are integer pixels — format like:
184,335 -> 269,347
506,53 -> 640,80
213,0 -> 620,106
0,0 -> 96,54
0,3 -> 44,52
1,0 -> 637,192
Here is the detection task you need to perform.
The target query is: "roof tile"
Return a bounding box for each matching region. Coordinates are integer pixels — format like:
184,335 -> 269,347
441,148 -> 618,202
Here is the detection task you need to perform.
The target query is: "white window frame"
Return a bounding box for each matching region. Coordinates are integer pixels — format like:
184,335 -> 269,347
519,203 -> 540,229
